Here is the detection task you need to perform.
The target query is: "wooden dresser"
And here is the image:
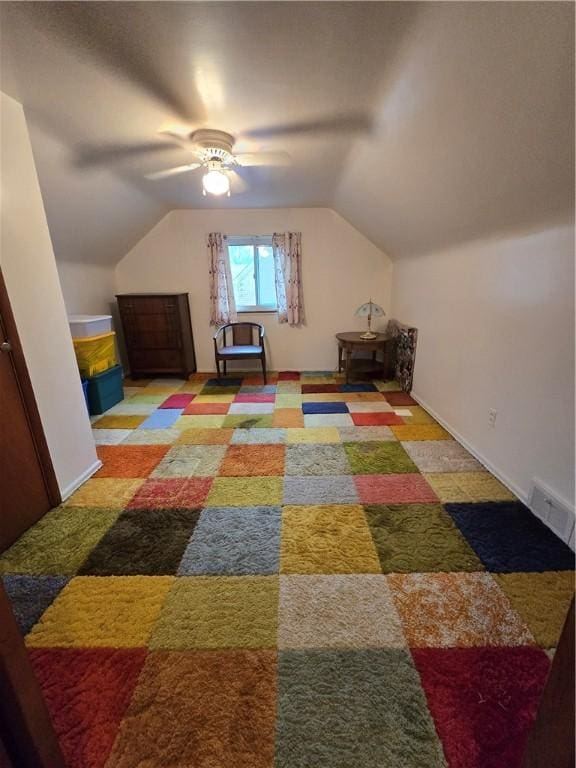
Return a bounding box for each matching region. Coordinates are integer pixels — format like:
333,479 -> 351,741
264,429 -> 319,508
116,293 -> 196,379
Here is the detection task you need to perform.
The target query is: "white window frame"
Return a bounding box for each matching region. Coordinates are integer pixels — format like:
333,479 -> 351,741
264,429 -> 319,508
226,235 -> 277,313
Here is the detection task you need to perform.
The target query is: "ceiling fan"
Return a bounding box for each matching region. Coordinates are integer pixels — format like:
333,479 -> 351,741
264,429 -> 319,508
145,128 -> 291,196
74,112 -> 372,195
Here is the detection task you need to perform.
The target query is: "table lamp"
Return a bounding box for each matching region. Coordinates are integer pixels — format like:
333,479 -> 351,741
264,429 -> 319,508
355,300 -> 385,339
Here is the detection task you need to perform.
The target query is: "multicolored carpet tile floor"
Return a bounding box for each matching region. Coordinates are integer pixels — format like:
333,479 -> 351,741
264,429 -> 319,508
2,371 -> 575,768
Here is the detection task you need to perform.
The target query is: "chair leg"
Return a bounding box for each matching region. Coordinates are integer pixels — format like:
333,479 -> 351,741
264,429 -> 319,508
261,355 -> 267,385
223,360 -> 227,377
215,357 -> 221,379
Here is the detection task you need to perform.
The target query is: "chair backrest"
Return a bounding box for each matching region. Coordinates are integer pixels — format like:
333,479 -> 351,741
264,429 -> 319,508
226,323 -> 262,346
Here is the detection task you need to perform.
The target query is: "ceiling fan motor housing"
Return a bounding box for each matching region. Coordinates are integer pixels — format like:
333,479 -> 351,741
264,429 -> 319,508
190,129 -> 235,165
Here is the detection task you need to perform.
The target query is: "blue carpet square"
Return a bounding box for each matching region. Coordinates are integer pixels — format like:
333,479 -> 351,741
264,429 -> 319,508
3,575 -> 69,634
445,501 -> 575,573
339,383 -> 378,392
302,402 -> 349,415
178,506 -> 281,575
139,409 -> 183,429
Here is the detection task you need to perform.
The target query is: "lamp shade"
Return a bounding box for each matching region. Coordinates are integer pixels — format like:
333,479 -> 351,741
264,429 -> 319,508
355,300 -> 385,318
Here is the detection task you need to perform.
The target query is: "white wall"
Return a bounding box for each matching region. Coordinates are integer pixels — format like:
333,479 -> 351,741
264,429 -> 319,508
392,223 -> 575,514
1,92 -> 99,498
115,208 -> 393,372
57,261 -> 116,315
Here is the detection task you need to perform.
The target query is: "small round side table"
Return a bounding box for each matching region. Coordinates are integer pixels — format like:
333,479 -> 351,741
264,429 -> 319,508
335,331 -> 395,384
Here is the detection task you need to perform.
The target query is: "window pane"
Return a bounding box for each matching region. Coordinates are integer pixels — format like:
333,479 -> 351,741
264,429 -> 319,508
228,245 -> 256,307
257,245 -> 277,306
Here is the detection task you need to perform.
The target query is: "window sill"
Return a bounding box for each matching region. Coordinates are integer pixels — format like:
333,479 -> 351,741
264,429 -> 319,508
237,309 -> 278,314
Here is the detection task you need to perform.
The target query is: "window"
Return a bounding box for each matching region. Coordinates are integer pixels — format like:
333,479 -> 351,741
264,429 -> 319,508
227,236 -> 277,312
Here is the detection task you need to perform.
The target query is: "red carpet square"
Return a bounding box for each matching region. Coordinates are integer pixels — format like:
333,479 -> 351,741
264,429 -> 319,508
183,402 -> 230,415
301,384 -> 340,393
29,648 -> 147,768
235,393 -> 276,403
384,392 -> 418,406
159,394 -> 195,409
106,649 -> 277,768
352,413 -> 405,426
412,647 -> 550,768
355,474 -> 438,503
127,477 -> 213,508
278,371 -> 301,380
95,445 -> 170,478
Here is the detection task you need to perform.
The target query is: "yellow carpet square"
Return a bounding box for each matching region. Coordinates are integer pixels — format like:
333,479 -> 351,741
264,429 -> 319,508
281,505 -> 381,574
391,424 -> 453,441
176,428 -> 233,444
25,576 -> 173,647
174,415 -> 226,430
398,406 -> 437,424
494,572 -> 575,648
150,576 -> 279,649
275,395 -> 303,408
194,394 -> 235,404
424,472 -> 516,502
62,479 -> 144,508
92,415 -> 146,429
206,477 -> 283,506
286,428 -> 340,444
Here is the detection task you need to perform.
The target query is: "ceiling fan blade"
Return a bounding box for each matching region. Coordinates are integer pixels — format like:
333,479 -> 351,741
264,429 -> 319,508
145,163 -> 201,180
234,152 -> 292,167
158,128 -> 195,147
75,141 -> 179,168
228,169 -> 249,193
242,112 -> 373,139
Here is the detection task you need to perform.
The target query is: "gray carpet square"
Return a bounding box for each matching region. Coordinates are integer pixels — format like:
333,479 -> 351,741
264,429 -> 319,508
178,507 -> 281,575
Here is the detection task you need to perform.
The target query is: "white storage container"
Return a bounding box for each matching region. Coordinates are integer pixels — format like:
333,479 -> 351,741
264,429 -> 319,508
68,314 -> 113,338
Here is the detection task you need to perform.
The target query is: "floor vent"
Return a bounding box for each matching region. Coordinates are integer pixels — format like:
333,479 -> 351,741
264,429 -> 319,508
529,478 -> 575,549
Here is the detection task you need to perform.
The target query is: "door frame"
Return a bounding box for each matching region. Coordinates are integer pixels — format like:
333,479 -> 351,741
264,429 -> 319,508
0,270 -> 60,509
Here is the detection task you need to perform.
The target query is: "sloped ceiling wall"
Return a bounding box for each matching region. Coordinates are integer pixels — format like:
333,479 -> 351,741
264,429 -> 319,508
0,2 -> 573,264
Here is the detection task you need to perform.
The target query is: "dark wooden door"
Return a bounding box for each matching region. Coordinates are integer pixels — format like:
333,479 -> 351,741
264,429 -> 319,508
0,274 -> 59,552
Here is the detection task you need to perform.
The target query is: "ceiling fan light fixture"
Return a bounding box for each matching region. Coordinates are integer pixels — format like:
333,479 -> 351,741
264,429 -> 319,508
202,160 -> 231,196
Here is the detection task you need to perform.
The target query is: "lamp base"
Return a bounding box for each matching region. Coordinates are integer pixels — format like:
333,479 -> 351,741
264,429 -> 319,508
360,331 -> 378,340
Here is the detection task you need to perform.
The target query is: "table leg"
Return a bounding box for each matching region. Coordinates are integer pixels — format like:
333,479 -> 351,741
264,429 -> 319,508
345,345 -> 351,384
338,344 -> 342,373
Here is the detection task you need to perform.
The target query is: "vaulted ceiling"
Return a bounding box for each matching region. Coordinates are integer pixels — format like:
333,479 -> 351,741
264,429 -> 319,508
1,2 -> 573,264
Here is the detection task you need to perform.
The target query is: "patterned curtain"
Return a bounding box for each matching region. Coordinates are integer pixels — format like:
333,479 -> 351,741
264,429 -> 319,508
272,232 -> 304,326
207,233 -> 237,326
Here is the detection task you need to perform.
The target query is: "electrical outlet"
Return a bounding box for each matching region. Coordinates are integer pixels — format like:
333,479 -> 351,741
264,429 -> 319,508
488,408 -> 497,428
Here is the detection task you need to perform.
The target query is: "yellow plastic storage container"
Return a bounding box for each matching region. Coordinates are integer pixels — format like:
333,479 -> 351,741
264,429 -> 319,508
73,331 -> 117,377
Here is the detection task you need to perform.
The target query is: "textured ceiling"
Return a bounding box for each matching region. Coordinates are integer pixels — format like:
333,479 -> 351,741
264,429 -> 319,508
1,2 -> 573,264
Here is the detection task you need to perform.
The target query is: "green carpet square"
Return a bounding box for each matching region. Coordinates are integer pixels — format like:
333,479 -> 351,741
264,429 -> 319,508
344,442 -> 418,474
149,576 -> 279,649
223,415 -> 273,429
207,477 -> 283,506
277,649 -> 446,767
0,508 -> 120,575
364,504 -> 483,573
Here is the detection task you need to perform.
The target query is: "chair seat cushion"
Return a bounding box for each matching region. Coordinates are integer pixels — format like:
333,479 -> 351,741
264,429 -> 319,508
219,345 -> 262,355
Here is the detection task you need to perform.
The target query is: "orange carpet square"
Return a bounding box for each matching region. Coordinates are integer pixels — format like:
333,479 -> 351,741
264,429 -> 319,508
220,445 -> 286,476
95,446 -> 170,478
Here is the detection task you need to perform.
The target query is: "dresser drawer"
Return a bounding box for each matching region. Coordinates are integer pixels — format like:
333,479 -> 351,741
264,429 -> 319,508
130,349 -> 183,372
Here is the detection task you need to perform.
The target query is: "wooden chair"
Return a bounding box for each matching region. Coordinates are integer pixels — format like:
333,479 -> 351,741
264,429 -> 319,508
213,323 -> 267,383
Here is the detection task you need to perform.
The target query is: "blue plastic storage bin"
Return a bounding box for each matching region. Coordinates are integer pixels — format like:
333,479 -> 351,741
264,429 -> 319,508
87,364 -> 124,415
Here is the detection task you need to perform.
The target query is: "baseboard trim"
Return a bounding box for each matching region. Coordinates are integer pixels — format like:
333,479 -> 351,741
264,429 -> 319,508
411,391 -> 531,504
59,459 -> 102,502
411,391 -> 575,548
